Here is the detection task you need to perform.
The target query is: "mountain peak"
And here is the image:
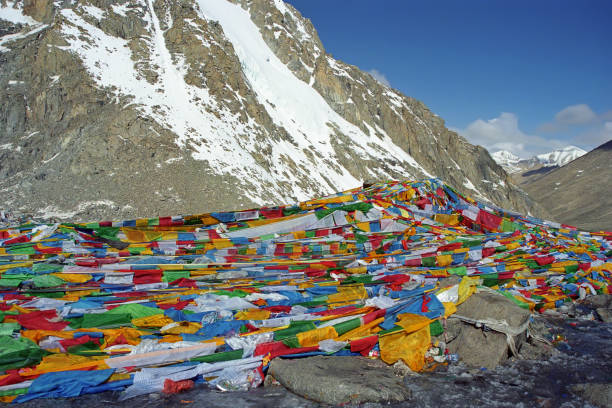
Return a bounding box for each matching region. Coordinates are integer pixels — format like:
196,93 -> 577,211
491,150 -> 521,173
0,0 -> 541,221
535,146 -> 587,168
491,150 -> 520,162
491,145 -> 588,174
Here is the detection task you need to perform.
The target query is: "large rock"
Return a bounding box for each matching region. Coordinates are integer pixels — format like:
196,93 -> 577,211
267,355 -> 411,405
447,291 -> 531,369
570,383 -> 612,408
596,308 -> 612,323
581,294 -> 612,322
583,294 -> 612,309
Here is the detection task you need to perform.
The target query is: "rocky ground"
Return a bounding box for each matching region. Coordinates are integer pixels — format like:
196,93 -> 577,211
12,294 -> 612,407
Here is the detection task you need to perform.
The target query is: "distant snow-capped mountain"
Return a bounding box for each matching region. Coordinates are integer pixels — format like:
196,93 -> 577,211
492,146 -> 587,174
535,146 -> 587,168
491,150 -> 521,174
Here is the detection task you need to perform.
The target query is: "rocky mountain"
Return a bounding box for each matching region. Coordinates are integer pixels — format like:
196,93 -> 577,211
521,140 -> 611,232
0,0 -> 542,221
492,146 -> 587,175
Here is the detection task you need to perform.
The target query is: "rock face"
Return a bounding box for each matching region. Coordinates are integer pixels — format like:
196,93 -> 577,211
520,140 -> 612,231
267,355 -> 411,405
445,291 -> 531,369
0,0 -> 542,221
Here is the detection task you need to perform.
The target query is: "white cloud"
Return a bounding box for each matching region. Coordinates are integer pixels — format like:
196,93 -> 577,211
536,121 -> 562,133
455,112 -> 567,158
554,104 -> 597,125
574,121 -> 612,147
535,104 -> 612,149
538,103 -> 599,132
600,110 -> 612,121
368,69 -> 390,87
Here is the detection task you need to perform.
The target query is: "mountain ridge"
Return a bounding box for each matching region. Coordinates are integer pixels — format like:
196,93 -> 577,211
492,145 -> 587,175
1,0 -> 542,221
520,140 -> 611,232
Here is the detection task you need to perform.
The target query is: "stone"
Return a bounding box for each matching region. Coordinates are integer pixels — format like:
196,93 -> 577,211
263,372 -> 281,387
447,291 -> 531,369
448,325 -> 509,369
517,341 -> 559,361
596,308 -> 612,323
268,356 -> 411,405
535,397 -> 554,408
392,360 -> 412,377
583,294 -> 612,309
570,383 -> 612,408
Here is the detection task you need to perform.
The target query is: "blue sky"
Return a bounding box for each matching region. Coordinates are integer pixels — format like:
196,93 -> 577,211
286,0 -> 612,158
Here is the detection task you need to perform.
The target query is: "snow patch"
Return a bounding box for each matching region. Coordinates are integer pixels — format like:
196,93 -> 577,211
81,5 -> 105,21
463,178 -> 490,202
271,0 -> 315,46
111,3 -> 130,17
42,152 -> 60,164
0,4 -> 38,25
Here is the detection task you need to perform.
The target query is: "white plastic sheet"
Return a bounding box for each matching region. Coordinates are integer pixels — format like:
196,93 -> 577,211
106,341 -> 217,369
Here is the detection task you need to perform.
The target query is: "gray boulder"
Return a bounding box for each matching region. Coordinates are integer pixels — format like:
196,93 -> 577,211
446,291 -> 531,369
596,308 -> 612,323
583,294 -> 612,309
267,355 -> 411,405
582,294 -> 612,322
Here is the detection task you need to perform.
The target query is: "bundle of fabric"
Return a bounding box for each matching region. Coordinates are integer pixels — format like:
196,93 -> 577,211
0,179 -> 609,402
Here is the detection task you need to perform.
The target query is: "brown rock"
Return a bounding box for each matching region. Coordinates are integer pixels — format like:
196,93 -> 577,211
23,0 -> 53,22
447,291 -> 531,369
268,356 -> 411,405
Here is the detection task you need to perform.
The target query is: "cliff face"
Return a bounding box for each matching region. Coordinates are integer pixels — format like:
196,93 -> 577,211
0,0 -> 543,221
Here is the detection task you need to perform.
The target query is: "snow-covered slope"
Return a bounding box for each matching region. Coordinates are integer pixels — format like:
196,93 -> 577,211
49,0 -> 430,205
0,4 -> 37,24
194,0 -> 430,196
0,0 -> 542,221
